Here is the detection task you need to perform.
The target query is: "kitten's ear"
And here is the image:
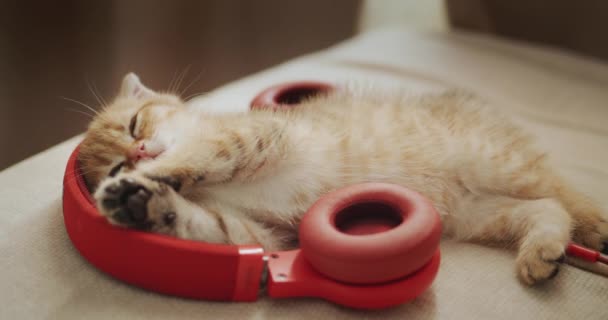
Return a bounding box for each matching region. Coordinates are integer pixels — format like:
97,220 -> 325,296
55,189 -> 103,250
119,72 -> 156,99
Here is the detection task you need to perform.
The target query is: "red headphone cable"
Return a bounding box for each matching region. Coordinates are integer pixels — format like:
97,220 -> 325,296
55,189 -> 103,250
566,243 -> 608,265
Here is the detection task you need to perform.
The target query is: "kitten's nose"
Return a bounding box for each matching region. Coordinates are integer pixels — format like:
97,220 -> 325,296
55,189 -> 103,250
129,142 -> 161,162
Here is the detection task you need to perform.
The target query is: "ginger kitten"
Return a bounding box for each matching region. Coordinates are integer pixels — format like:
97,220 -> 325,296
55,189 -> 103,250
78,73 -> 608,285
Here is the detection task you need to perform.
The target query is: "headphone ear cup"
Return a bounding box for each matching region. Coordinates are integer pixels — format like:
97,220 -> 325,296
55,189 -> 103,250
299,183 -> 442,284
250,81 -> 334,110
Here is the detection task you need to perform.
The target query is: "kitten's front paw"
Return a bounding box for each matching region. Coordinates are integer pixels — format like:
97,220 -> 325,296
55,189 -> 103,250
516,241 -> 565,285
95,174 -> 178,235
146,175 -> 183,192
100,177 -> 153,228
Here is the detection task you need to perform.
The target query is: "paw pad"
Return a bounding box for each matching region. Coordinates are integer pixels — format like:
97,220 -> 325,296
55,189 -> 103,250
102,178 -> 152,228
163,212 -> 177,225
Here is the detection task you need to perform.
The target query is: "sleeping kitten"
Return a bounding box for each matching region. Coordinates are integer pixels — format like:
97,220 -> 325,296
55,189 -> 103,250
78,73 -> 607,285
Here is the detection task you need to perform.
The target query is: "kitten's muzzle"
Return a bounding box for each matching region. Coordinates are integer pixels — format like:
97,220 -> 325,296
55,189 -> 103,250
128,141 -> 164,163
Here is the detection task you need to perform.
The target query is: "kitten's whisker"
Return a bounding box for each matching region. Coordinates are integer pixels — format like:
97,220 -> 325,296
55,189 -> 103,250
87,81 -> 107,107
86,80 -> 102,107
60,96 -> 100,116
65,107 -> 95,119
184,91 -> 210,101
173,65 -> 191,94
179,68 -> 204,97
168,68 -> 181,93
64,166 -> 98,186
94,83 -> 107,106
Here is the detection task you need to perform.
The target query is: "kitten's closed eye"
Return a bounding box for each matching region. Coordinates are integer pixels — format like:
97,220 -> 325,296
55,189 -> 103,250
129,111 -> 140,138
108,161 -> 126,177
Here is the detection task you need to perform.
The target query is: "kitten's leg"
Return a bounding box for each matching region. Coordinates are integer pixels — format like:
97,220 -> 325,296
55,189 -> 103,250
461,144 -> 608,252
136,118 -> 288,188
470,162 -> 608,252
553,182 -> 608,252
211,207 -> 283,251
94,172 -> 280,250
95,172 -> 226,242
453,195 -> 571,285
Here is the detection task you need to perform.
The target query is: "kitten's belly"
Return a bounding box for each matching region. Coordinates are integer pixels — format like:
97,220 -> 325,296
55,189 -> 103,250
205,172 -> 458,229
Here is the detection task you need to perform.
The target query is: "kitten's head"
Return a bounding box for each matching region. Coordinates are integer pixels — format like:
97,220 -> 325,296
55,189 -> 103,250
78,73 -> 184,190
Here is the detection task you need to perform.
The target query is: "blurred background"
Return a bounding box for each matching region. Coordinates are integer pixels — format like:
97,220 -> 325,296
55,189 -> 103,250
0,0 -> 606,170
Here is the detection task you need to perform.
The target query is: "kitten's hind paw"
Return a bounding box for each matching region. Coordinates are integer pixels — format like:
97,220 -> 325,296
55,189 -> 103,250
516,241 -> 565,285
571,212 -> 608,252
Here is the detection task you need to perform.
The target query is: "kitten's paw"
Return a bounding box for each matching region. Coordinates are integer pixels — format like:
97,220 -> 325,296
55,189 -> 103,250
95,173 -> 178,235
146,175 -> 183,192
139,169 -> 206,192
516,241 -> 565,285
571,212 -> 608,253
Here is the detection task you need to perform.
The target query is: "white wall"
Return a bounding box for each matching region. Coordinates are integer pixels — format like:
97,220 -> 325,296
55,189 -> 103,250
358,0 -> 448,33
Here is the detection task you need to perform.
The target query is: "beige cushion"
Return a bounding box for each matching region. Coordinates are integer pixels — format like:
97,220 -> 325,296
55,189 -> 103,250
1,27 -> 607,319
